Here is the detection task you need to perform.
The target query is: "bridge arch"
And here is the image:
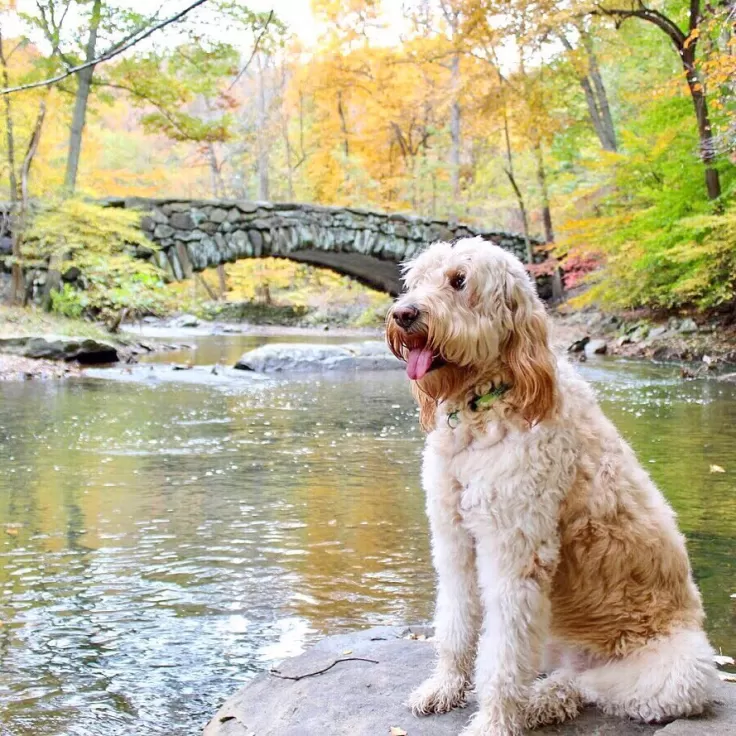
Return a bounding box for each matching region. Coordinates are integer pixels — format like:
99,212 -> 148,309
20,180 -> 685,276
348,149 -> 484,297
106,198 -> 544,297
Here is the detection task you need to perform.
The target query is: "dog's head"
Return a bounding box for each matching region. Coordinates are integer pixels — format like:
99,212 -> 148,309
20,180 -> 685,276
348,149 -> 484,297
386,237 -> 556,430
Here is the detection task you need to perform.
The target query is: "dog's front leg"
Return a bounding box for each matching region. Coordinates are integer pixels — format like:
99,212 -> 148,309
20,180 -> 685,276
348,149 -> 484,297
408,450 -> 481,716
461,523 -> 557,736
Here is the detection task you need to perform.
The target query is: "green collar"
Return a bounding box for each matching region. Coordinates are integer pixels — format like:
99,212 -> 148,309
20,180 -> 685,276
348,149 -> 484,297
447,384 -> 511,427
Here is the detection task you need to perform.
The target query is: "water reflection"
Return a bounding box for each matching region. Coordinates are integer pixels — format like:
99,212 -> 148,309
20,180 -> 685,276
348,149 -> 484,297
0,349 -> 734,735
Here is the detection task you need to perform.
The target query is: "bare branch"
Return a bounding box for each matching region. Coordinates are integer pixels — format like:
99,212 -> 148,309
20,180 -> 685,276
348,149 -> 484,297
0,0 -> 210,96
595,4 -> 687,49
20,99 -> 46,202
269,658 -> 379,682
227,10 -> 274,91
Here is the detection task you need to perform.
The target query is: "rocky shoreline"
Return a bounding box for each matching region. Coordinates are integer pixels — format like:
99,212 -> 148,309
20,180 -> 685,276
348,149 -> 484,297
553,308 -> 736,367
0,332 -> 177,381
0,353 -> 83,381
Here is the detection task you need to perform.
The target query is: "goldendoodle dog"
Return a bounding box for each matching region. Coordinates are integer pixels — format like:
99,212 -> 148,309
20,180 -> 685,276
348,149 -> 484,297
385,237 -> 717,736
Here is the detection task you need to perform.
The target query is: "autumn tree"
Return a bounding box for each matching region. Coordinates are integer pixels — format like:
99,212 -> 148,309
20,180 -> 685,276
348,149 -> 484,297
0,31 -> 50,302
10,0 -> 209,194
596,0 -> 725,199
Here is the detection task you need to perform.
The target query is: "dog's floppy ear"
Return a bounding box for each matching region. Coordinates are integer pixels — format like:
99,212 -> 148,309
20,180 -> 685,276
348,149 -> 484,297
503,276 -> 557,425
412,382 -> 437,432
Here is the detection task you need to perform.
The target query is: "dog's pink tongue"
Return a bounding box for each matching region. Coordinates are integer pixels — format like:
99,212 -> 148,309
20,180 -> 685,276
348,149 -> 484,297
406,347 -> 434,380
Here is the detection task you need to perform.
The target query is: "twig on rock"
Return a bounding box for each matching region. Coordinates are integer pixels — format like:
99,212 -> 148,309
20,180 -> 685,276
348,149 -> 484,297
269,657 -> 379,681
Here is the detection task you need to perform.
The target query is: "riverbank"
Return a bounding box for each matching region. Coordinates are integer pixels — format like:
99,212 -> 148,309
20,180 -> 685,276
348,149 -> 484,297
0,353 -> 83,380
2,302 -> 736,382
0,305 -> 167,379
553,306 -> 736,365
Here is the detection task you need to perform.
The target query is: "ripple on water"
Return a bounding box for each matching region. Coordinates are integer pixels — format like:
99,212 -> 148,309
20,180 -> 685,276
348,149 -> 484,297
0,354 -> 735,735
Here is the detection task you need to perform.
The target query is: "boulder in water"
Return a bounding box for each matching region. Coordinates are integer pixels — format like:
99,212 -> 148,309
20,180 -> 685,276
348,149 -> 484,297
234,341 -> 402,372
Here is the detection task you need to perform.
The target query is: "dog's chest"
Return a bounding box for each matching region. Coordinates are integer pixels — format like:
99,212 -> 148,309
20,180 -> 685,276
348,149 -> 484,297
443,422 -> 523,523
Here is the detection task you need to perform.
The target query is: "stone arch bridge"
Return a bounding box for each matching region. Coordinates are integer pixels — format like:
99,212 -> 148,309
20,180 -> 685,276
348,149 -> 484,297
106,198 -> 546,297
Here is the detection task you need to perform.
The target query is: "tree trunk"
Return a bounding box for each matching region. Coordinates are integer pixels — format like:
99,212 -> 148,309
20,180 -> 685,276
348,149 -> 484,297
440,1 -> 461,206
42,253 -> 62,311
582,32 -> 617,152
196,273 -> 218,301
256,54 -> 269,200
534,140 -> 563,300
210,139 -> 227,302
64,0 -> 102,194
207,142 -> 221,198
559,32 -> 617,152
6,97 -> 45,306
682,49 -> 721,199
0,31 -> 18,202
337,90 -> 349,160
449,52 -> 461,202
607,5 -> 721,199
502,105 -> 533,263
283,117 -> 294,200
280,62 -> 295,200
217,264 -> 227,298
0,30 -> 22,304
534,141 -> 554,244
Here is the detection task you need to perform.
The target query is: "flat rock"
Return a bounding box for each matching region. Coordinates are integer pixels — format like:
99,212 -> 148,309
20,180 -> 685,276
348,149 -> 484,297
171,313 -> 200,328
233,341 -> 402,372
0,335 -> 119,363
83,363 -> 271,387
204,626 -> 736,736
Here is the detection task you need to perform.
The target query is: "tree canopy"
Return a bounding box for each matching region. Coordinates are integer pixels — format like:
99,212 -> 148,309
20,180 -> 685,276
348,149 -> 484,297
1,0 -> 735,312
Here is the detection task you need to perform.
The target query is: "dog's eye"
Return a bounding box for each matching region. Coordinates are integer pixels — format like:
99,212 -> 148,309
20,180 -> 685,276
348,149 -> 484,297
449,272 -> 466,291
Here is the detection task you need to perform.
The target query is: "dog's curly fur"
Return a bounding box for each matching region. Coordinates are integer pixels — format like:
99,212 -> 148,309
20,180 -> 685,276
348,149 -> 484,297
386,238 -> 717,736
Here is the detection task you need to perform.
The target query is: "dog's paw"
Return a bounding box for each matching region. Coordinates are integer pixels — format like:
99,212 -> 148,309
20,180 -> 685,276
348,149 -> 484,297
407,672 -> 468,716
460,710 -> 524,736
459,706 -> 523,736
523,675 -> 582,730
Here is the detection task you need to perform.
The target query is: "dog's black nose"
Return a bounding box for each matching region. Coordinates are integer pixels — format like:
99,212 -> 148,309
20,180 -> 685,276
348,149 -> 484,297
393,305 -> 419,330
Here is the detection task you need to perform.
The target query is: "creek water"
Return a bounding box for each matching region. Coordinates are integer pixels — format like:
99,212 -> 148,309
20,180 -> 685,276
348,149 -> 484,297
0,333 -> 734,735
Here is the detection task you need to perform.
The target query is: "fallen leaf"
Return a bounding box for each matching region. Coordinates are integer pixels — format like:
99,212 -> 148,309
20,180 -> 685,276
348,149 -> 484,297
390,728 -> 408,736
714,654 -> 736,667
709,464 -> 726,473
718,671 -> 736,683
5,528 -> 18,536
404,633 -> 418,640
342,650 -> 353,655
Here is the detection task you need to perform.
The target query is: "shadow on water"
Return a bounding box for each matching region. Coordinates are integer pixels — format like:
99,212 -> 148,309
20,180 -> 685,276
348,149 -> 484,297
0,341 -> 734,735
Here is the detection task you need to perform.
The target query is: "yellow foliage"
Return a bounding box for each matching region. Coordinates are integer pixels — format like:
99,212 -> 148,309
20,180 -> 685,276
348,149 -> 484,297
224,257 -> 389,313
162,258 -> 391,323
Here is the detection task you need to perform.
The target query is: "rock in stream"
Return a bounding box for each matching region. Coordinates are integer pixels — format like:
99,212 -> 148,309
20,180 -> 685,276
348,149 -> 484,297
234,341 -> 402,372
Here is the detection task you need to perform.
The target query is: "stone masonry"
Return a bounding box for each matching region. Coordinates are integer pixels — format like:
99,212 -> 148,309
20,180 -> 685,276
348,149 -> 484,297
103,197 -> 545,296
